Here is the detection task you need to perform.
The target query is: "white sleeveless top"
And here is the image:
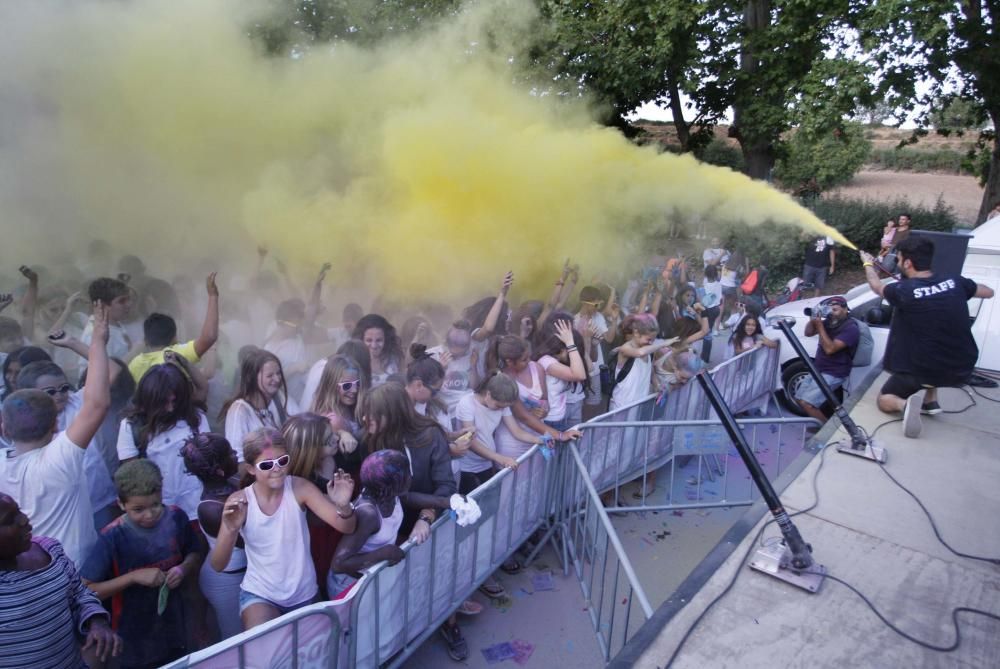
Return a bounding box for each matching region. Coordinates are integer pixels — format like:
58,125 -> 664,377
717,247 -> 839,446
356,498 -> 403,554
199,500 -> 248,572
240,477 -> 317,606
610,354 -> 653,410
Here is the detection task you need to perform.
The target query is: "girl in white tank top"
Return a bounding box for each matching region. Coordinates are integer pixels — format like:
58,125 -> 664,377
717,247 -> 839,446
610,314 -> 679,411
328,450 -> 411,598
208,428 -> 357,631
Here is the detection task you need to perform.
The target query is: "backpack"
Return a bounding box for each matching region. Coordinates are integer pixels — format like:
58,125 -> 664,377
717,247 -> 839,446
851,318 -> 874,367
740,269 -> 759,294
602,356 -> 635,397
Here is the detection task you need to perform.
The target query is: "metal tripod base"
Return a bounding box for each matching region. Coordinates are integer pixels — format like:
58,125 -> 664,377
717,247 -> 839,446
837,440 -> 886,463
749,542 -> 826,593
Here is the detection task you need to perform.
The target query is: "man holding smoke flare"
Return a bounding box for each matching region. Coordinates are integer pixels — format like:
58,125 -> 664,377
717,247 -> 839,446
860,238 -> 994,438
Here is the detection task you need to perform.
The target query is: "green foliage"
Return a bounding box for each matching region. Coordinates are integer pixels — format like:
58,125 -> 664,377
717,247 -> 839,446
867,147 -> 973,175
773,124 -> 872,193
711,196 -> 959,286
694,140 -> 745,172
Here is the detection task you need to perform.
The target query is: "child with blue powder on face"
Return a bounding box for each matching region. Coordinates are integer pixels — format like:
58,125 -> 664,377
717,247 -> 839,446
81,459 -> 204,669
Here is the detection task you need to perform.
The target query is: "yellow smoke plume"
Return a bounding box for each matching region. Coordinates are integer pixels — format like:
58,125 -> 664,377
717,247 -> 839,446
0,0 -> 852,300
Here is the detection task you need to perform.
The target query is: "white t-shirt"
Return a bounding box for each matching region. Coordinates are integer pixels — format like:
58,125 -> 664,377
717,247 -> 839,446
454,393 -> 509,474
58,391 -> 117,513
224,397 -> 297,461
429,345 -> 476,415
700,279 -> 723,310
80,318 -> 131,361
116,412 -> 213,520
538,355 -> 568,422
0,431 -> 97,568
703,247 -> 726,267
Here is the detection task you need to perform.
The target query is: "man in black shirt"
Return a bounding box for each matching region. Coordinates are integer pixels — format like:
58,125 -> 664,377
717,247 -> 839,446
802,235 -> 836,297
860,238 -> 994,437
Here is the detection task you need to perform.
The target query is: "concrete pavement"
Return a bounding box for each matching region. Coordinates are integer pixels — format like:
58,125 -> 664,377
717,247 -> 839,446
630,379 -> 1000,669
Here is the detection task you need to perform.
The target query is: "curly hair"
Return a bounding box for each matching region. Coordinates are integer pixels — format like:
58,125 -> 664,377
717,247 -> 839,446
181,432 -> 237,483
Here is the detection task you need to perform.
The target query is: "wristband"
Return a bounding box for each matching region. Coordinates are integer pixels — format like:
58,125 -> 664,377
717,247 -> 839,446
419,513 -> 435,525
863,262 -> 874,268
566,345 -> 578,352
336,503 -> 355,519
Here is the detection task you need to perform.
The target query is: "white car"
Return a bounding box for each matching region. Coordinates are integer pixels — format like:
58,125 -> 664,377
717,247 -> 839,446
761,280 -> 893,415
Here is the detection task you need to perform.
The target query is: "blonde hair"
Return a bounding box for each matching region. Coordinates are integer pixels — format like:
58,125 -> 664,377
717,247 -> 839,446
282,413 -> 334,479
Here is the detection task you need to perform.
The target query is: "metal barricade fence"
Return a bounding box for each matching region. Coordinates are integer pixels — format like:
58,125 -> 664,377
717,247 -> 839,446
162,345 -> 785,669
160,604 -> 341,669
340,442 -> 551,668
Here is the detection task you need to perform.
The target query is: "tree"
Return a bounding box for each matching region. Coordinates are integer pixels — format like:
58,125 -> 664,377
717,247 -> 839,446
529,1 -> 715,149
773,122 -> 872,193
860,1 -> 1000,225
696,0 -> 872,180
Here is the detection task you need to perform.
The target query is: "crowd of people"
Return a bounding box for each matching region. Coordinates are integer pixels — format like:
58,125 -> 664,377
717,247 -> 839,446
0,239 -> 779,667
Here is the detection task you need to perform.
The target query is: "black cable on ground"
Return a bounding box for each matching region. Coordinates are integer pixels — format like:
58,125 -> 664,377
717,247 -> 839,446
664,421 -> 1000,667
818,572 -> 1000,652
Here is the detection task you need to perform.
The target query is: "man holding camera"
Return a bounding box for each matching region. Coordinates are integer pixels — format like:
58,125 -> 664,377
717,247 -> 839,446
794,296 -> 859,423
860,237 -> 994,438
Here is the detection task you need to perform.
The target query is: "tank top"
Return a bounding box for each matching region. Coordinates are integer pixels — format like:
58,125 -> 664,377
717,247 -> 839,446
240,477 -> 317,606
495,364 -> 543,458
198,500 -> 248,572
610,353 -> 653,410
355,498 -> 403,554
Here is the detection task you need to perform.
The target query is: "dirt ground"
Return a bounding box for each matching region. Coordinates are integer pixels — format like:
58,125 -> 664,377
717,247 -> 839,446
826,169 -> 984,225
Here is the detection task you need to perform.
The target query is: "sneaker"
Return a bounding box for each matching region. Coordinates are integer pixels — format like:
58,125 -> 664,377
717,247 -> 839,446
439,622 -> 469,661
456,599 -> 483,616
903,393 -> 923,438
920,401 -> 943,416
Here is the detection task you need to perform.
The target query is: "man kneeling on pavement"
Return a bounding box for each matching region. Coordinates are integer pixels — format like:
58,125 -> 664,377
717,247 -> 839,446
794,295 -> 858,424
860,237 -> 994,438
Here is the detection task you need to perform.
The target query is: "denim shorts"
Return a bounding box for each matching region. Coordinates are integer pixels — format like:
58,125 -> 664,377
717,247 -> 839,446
238,588 -> 316,615
794,373 -> 846,408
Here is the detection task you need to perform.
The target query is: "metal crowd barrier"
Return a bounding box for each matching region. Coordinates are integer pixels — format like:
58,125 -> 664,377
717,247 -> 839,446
160,604 -> 342,669
161,345 -> 787,669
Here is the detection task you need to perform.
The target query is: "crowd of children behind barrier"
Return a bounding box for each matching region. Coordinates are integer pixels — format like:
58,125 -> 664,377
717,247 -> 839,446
0,241 -> 772,667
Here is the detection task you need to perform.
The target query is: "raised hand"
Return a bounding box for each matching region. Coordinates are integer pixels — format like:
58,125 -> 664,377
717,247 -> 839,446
317,262 -> 332,283
206,272 -> 219,297
221,491 -> 248,532
500,270 -> 514,296
0,294 -> 13,312
91,300 -> 110,345
18,266 -> 38,283
437,349 -> 453,369
554,319 -> 575,347
327,469 -> 355,508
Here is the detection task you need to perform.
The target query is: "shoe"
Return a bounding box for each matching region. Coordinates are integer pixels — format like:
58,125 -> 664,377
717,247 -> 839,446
920,401 -> 942,416
903,393 -> 923,438
439,622 -> 469,661
478,577 -> 507,599
500,557 -> 523,575
456,599 -> 483,616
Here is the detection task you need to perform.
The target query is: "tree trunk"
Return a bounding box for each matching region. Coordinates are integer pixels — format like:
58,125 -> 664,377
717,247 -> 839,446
975,110 -> 1000,225
732,0 -> 775,179
666,70 -> 691,151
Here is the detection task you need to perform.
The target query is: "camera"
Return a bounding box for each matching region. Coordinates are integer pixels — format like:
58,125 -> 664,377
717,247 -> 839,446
803,304 -> 832,319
